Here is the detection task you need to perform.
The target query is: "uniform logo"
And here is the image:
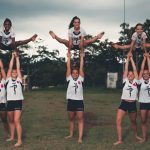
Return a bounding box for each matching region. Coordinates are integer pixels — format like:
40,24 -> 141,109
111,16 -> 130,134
126,85 -> 133,97
145,86 -> 150,97
73,82 -> 78,94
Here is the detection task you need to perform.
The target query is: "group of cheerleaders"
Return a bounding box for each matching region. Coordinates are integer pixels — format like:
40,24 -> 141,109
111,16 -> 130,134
0,16 -> 150,148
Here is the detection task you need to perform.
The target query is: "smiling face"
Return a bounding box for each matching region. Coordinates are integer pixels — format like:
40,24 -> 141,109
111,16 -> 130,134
127,71 -> 135,81
135,25 -> 143,36
73,18 -> 80,30
11,69 -> 18,79
142,70 -> 150,80
71,69 -> 79,80
3,20 -> 12,32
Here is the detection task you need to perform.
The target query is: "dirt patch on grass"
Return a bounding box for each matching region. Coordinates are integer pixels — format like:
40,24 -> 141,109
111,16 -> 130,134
84,112 -> 114,127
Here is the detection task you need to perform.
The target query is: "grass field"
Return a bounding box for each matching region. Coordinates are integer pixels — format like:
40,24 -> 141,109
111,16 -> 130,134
0,88 -> 150,150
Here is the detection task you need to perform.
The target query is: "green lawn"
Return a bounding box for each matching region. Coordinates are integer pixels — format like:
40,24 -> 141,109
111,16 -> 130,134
0,88 -> 150,150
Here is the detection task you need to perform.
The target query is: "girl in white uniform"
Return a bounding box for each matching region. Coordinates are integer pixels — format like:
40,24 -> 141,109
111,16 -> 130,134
112,23 -> 150,53
6,51 -> 24,147
114,53 -> 142,145
138,53 -> 150,142
0,59 -> 9,136
65,52 -> 84,144
49,16 -> 104,53
0,18 -> 37,52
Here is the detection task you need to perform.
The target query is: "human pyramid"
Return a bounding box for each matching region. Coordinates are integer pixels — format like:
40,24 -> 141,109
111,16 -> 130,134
0,16 -> 150,147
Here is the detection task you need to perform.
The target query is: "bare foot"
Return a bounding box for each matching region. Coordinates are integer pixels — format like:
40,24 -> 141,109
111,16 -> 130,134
111,43 -> 119,49
78,139 -> 83,144
97,32 -> 105,39
31,34 -> 38,41
6,138 -> 14,142
49,31 -> 56,39
65,135 -> 73,140
135,136 -> 143,142
113,141 -> 123,146
14,142 -> 22,147
138,138 -> 146,143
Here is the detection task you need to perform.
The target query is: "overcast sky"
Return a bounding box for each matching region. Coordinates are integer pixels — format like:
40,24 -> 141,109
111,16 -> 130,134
0,0 -> 149,57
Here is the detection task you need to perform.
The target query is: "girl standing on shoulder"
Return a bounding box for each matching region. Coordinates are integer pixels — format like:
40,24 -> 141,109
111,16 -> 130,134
0,18 -> 37,52
112,23 -> 149,54
49,16 -> 104,53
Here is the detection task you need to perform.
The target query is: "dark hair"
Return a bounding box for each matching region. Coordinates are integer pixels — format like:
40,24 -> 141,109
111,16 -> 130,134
68,16 -> 80,29
135,23 -> 143,29
3,18 -> 12,26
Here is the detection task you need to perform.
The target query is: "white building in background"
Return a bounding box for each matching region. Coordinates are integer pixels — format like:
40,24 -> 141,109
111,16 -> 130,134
22,75 -> 28,91
107,73 -> 118,88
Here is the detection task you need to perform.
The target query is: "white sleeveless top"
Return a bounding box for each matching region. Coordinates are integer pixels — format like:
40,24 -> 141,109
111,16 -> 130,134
6,77 -> 24,101
121,78 -> 138,101
0,28 -> 15,46
66,75 -> 84,100
0,79 -> 6,103
68,27 -> 86,46
138,78 -> 150,103
131,32 -> 147,48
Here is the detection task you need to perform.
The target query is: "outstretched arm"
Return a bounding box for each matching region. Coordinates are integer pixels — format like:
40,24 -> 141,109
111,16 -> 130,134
7,52 -> 15,78
16,52 -> 22,79
79,52 -> 84,77
130,56 -> 138,80
0,59 -> 6,79
123,53 -> 130,79
139,54 -> 147,79
66,52 -> 71,77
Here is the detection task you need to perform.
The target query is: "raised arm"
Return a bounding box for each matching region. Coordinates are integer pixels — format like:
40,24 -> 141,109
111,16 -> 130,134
16,53 -> 22,79
79,52 -> 84,77
146,53 -> 150,73
123,54 -> 130,79
130,56 -> 138,80
129,40 -> 135,54
11,37 -> 15,47
68,37 -> 73,53
139,54 -> 147,79
0,59 -> 6,79
66,52 -> 71,77
142,39 -> 147,53
7,52 -> 15,78
0,36 -> 2,44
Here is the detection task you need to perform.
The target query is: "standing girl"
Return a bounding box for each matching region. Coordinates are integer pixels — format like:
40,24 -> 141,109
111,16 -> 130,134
138,53 -> 150,142
6,51 -> 24,147
66,52 -> 85,143
0,59 -> 9,136
114,53 -> 142,145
